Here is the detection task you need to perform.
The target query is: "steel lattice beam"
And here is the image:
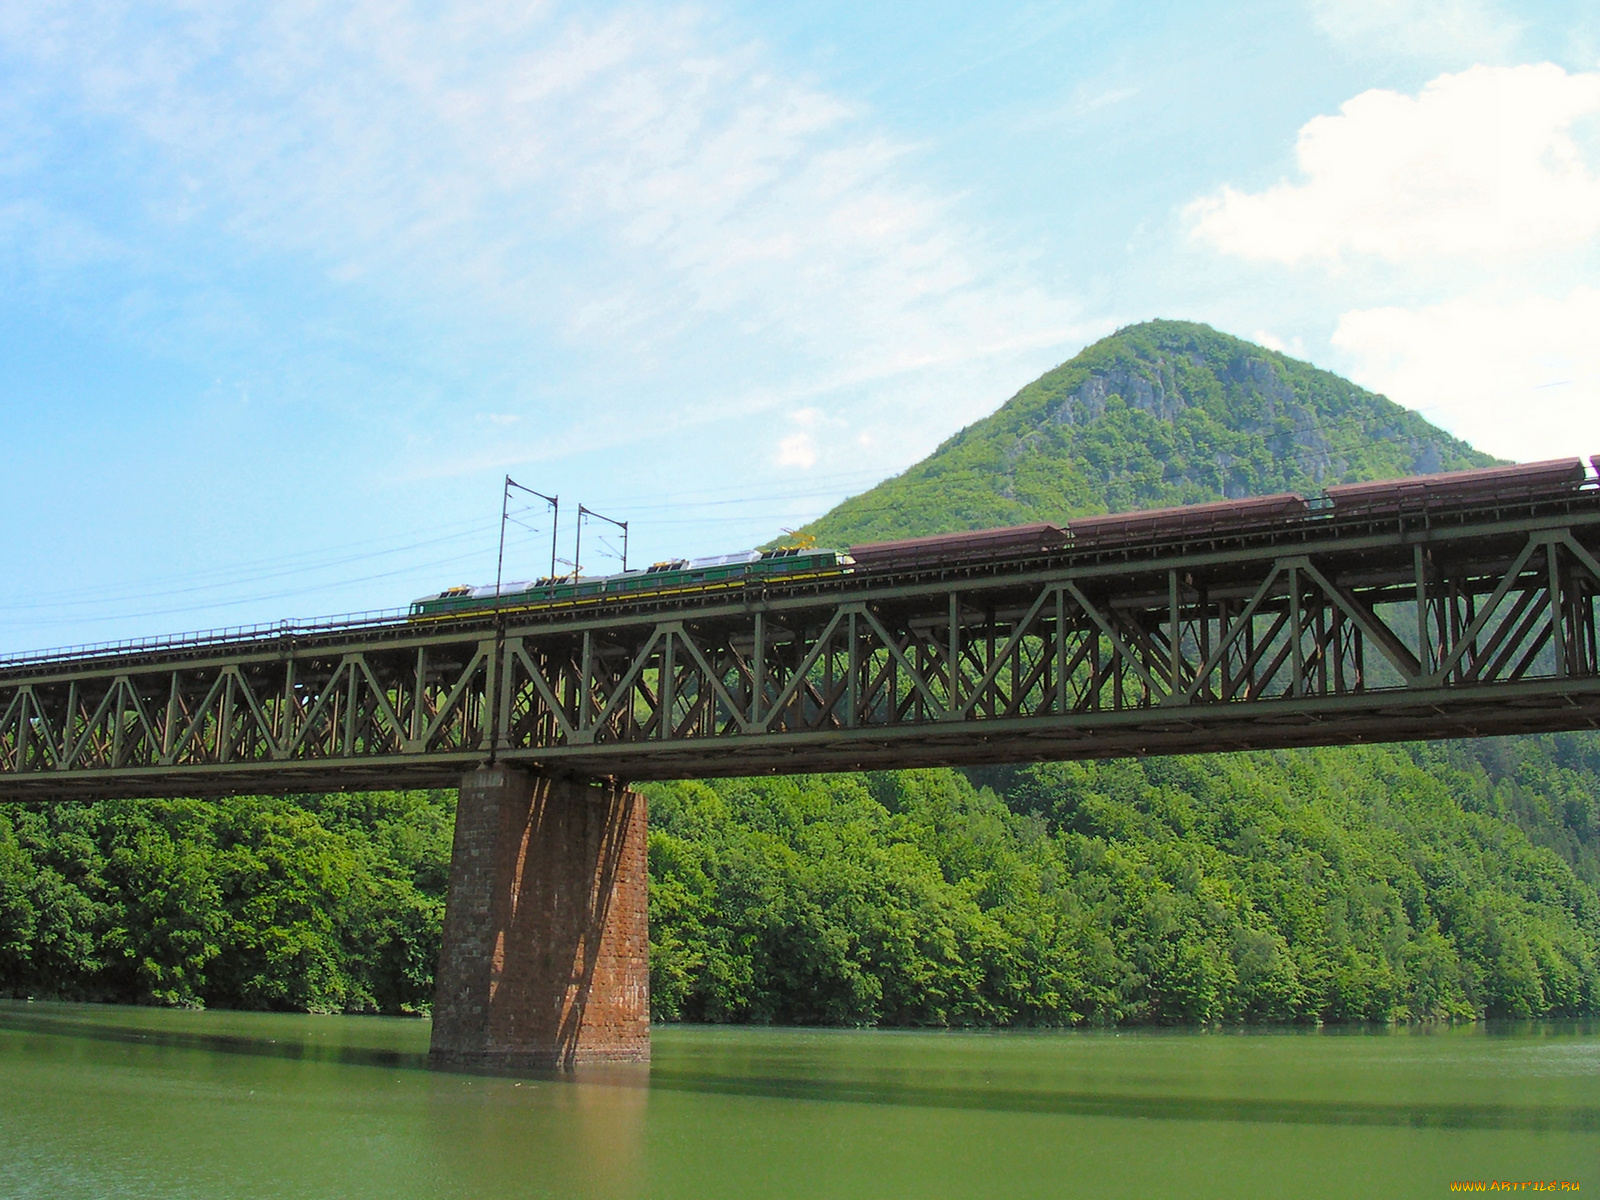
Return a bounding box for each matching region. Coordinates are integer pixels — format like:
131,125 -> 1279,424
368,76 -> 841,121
4,504 -> 1600,800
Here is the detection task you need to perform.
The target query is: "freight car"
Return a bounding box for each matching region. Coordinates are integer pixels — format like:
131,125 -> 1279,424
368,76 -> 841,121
846,522 -> 1070,571
844,495 -> 1313,572
844,461 -> 1593,568
1064,492 -> 1312,549
1324,457 -> 1588,517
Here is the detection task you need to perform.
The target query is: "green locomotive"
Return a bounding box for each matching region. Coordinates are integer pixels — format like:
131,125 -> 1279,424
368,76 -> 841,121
408,546 -> 852,620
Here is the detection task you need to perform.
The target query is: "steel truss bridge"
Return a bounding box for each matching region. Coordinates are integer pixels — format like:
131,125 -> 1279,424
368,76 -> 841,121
4,494 -> 1600,800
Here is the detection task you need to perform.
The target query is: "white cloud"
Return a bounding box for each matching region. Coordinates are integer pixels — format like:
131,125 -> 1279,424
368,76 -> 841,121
1309,0 -> 1520,61
1331,287 -> 1600,461
1188,63 -> 1600,263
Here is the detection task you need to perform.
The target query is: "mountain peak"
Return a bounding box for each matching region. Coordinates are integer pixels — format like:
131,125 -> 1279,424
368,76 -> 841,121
806,320 -> 1495,545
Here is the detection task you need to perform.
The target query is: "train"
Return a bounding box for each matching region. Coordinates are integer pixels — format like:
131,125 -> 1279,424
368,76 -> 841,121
410,546 -> 851,618
408,456 -> 1599,619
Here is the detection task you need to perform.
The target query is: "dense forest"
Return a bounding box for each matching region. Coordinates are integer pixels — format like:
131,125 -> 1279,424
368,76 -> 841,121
3,737 -> 1598,1021
4,321 -> 1598,1023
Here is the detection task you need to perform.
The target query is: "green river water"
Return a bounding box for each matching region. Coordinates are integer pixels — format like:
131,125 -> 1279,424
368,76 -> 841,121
0,1001 -> 1593,1199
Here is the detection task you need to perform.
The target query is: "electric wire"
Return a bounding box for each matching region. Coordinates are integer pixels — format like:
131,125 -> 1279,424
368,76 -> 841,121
0,521 -> 505,614
6,473 -> 890,621
0,546 -> 498,628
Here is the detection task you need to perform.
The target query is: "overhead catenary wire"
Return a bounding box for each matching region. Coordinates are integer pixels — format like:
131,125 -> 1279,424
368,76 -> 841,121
0,520 -> 506,615
2,467 -> 887,612
0,475 -> 879,616
0,476 -> 883,640
0,546 -> 498,628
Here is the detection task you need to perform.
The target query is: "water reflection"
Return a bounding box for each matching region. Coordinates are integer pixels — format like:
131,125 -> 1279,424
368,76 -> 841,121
647,1065 -> 1600,1130
0,1009 -> 430,1071
2,1003 -> 1596,1200
421,1068 -> 648,1200
3,1005 -> 1597,1133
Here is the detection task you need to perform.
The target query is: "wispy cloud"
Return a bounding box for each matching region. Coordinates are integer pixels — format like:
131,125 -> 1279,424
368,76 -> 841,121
0,0 -> 1087,472
1011,82 -> 1140,133
1308,0 -> 1522,61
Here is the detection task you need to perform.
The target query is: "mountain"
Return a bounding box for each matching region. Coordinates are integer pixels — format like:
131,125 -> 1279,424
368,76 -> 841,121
806,319 -> 1495,545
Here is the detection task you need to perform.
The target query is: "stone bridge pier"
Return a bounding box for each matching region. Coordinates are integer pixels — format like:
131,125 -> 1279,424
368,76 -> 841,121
428,766 -> 649,1070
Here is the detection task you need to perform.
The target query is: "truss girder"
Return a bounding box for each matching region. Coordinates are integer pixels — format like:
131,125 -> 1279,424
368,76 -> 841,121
5,515 -> 1600,799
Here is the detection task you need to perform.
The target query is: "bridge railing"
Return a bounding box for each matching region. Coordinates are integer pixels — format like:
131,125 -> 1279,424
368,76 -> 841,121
0,607 -> 413,671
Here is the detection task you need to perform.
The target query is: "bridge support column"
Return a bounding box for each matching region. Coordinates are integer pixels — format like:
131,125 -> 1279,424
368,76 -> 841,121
428,766 -> 649,1070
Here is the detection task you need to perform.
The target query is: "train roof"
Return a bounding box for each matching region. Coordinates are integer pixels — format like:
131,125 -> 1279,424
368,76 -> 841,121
685,550 -> 763,569
1067,493 -> 1307,536
850,523 -> 1069,561
1324,457 -> 1587,508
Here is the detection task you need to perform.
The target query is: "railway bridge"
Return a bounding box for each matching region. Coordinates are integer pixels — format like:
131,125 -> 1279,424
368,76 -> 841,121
4,461 -> 1599,1068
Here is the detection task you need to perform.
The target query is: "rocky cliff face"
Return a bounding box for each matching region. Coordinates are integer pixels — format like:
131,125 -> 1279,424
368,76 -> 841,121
1032,343 -> 1453,492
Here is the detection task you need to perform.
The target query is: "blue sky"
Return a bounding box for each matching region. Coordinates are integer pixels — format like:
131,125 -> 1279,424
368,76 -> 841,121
3,0 -> 1598,651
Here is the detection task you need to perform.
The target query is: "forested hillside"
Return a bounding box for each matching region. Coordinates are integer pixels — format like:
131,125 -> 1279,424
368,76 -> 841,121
645,740 -> 1600,1024
3,320 -> 1597,1022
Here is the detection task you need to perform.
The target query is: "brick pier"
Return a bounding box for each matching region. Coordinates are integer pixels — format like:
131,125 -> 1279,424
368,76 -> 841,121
428,766 -> 649,1069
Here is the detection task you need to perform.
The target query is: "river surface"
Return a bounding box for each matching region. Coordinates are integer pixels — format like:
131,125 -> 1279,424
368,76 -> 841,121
0,1001 -> 1594,1199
